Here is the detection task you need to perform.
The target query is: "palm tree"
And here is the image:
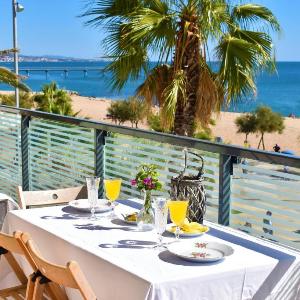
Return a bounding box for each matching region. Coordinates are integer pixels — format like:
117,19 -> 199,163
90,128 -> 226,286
82,0 -> 279,136
34,82 -> 79,116
0,48 -> 29,91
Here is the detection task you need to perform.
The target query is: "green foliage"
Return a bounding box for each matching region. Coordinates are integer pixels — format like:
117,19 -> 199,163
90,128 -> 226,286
235,106 -> 284,150
255,106 -> 284,149
235,113 -> 257,142
131,164 -> 162,192
127,97 -> 147,128
0,92 -> 34,109
194,120 -> 215,141
34,82 -> 78,116
107,100 -> 130,125
194,130 -> 213,141
107,97 -> 147,127
147,113 -> 166,132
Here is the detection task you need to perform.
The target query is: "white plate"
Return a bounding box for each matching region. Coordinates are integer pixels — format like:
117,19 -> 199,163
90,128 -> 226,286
68,199 -> 112,213
166,224 -> 209,238
167,241 -> 234,263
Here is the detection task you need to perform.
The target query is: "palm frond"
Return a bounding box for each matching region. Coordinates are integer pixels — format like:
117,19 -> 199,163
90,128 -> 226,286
0,67 -> 29,92
197,0 -> 228,41
124,6 -> 176,62
136,64 -> 172,106
232,4 -> 280,32
195,62 -> 224,125
216,35 -> 258,103
80,0 -> 141,26
161,70 -> 186,129
232,29 -> 275,67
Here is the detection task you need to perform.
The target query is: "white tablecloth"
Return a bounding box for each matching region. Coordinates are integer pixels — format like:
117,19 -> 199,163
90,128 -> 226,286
1,200 -> 299,300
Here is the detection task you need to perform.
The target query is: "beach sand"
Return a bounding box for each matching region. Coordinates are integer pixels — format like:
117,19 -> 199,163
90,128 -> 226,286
71,95 -> 300,155
1,91 -> 299,154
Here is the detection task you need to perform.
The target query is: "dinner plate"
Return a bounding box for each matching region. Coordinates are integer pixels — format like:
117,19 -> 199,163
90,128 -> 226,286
68,199 -> 113,213
167,241 -> 234,263
166,224 -> 209,238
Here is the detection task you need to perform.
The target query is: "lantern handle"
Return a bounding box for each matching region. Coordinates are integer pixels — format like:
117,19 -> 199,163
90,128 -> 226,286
183,149 -> 204,178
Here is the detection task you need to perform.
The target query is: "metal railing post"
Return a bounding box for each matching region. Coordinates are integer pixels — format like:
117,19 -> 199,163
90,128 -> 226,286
21,115 -> 30,191
94,129 -> 107,198
218,154 -> 233,225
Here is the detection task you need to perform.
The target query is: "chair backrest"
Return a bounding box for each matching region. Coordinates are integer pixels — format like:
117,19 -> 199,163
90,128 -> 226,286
17,185 -> 87,209
0,231 -> 36,285
22,234 -> 96,300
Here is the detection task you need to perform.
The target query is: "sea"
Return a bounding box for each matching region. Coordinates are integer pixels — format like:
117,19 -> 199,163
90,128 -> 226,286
0,61 -> 300,116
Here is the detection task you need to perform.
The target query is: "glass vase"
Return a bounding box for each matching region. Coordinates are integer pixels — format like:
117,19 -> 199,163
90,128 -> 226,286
137,190 -> 154,231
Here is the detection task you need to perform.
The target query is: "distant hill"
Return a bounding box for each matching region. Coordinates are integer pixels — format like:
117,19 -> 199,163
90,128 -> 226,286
0,54 -> 102,63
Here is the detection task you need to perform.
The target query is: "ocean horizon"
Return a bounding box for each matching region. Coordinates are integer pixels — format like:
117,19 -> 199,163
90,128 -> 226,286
1,61 -> 300,117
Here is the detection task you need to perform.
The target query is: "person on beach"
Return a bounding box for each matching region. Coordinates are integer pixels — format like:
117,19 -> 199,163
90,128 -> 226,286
273,144 -> 281,153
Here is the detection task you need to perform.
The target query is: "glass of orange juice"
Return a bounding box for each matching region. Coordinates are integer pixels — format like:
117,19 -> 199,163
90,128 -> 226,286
168,199 -> 189,240
104,178 -> 122,217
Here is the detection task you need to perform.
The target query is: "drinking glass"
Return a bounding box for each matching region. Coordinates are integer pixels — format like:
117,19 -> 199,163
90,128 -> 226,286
153,197 -> 168,248
104,178 -> 122,217
168,199 -> 189,240
86,176 -> 100,220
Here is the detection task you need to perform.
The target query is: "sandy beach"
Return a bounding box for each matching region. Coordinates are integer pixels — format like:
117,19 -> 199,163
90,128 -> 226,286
71,95 -> 300,155
1,91 -> 300,154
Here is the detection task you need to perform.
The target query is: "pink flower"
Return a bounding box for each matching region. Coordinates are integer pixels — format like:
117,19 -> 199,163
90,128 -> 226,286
143,177 -> 152,185
131,179 -> 137,186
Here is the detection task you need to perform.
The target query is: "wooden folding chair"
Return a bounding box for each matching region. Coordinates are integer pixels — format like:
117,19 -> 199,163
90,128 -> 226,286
0,231 -> 36,299
21,233 -> 96,300
17,185 -> 87,209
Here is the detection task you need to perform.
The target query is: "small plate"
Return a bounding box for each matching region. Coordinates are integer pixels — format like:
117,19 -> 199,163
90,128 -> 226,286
69,199 -> 112,213
167,241 -> 234,263
166,224 -> 209,238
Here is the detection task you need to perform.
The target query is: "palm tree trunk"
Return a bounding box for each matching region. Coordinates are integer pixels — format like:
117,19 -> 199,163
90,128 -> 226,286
173,14 -> 201,136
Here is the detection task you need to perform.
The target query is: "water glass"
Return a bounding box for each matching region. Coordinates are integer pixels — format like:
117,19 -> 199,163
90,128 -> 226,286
153,197 -> 168,247
86,176 -> 100,220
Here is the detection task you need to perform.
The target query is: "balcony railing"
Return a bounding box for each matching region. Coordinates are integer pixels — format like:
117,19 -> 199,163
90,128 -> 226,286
0,105 -> 299,249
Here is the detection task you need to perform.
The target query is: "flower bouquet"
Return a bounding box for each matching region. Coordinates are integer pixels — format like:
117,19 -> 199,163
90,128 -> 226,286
131,164 -> 162,230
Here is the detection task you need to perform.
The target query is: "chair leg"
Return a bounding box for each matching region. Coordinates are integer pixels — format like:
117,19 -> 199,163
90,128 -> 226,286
32,278 -> 45,300
26,274 -> 35,300
46,282 -> 68,300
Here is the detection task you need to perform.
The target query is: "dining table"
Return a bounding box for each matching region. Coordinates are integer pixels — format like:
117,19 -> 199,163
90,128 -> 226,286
0,198 -> 299,300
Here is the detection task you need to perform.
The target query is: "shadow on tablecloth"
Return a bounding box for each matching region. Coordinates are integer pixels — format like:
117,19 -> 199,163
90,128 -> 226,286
99,239 -> 156,249
74,223 -> 137,232
208,228 -> 299,299
158,250 -> 224,267
40,206 -> 91,220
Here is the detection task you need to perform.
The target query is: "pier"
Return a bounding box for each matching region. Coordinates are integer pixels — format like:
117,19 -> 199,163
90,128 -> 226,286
16,67 -> 104,79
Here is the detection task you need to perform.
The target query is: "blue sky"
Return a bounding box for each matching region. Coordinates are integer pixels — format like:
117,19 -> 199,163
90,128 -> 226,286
0,0 -> 300,61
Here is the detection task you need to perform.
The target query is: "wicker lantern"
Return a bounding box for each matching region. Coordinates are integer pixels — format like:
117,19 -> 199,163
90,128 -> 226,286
170,150 -> 206,224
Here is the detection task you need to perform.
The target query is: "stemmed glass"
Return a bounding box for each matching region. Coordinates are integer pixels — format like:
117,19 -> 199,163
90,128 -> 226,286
86,176 -> 100,221
104,178 -> 122,218
153,197 -> 168,248
168,199 -> 189,240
